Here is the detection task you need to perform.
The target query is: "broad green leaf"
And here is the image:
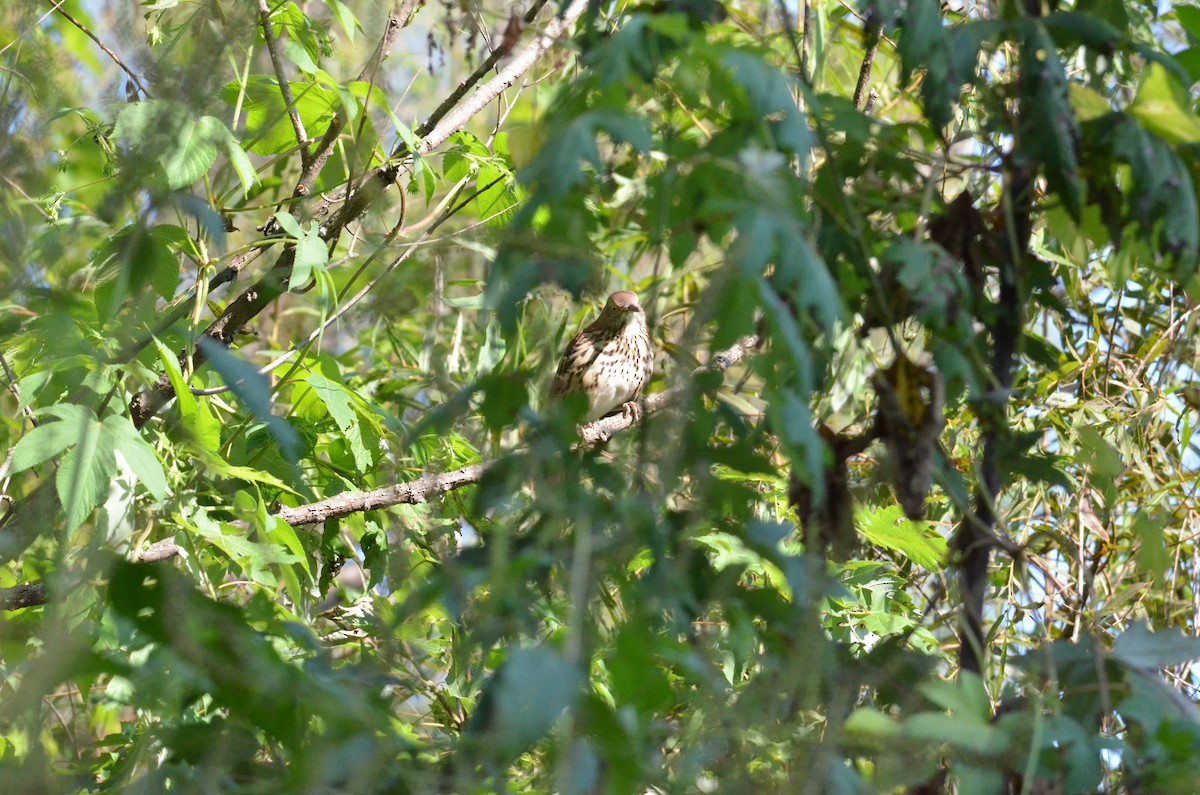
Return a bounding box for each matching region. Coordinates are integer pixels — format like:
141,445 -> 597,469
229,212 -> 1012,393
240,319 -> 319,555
304,372 -> 371,471
1067,84 -> 1112,122
93,225 -> 184,319
1112,621 -> 1200,669
113,101 -> 213,190
904,712 -> 1006,756
10,404 -> 91,471
1132,510 -> 1169,580
520,111 -> 651,201
919,672 -> 990,721
284,39 -> 318,74
723,51 -> 812,155
326,0 -> 359,42
1129,62 -> 1200,144
1074,427 -> 1122,480
221,76 -> 338,156
185,506 -> 300,568
274,212 -> 327,288
266,516 -> 311,578
114,102 -> 252,194
153,337 -> 220,452
1019,27 -> 1081,219
102,414 -> 167,501
844,707 -> 902,742
479,646 -> 580,763
856,505 -> 948,570
56,409 -> 112,532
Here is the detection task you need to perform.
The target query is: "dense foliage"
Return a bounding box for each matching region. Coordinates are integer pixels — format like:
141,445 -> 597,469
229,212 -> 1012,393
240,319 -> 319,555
4,0 -> 1200,792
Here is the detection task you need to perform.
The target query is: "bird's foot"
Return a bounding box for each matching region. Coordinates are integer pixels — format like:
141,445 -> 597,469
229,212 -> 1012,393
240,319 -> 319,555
621,401 -> 642,423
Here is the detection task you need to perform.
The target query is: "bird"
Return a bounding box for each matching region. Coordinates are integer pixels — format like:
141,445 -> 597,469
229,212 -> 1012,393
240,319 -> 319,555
550,291 -> 654,423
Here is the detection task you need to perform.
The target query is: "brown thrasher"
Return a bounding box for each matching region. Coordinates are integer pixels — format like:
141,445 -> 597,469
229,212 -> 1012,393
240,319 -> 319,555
550,291 -> 653,422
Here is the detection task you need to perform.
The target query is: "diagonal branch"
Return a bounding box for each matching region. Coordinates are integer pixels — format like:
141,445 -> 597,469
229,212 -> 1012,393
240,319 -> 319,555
3,337 -> 760,610
356,0 -> 421,84
258,0 -> 310,167
47,0 -> 151,99
280,335 -> 760,524
417,0 -> 585,156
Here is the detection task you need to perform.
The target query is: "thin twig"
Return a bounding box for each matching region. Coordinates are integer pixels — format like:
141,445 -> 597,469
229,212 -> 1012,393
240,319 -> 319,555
853,14 -> 883,110
801,0 -> 812,80
355,0 -> 420,84
191,174 -> 477,397
46,0 -> 150,99
258,0 -> 310,167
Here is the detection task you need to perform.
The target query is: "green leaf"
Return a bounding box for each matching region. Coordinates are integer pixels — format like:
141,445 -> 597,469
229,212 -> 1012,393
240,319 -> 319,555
723,51 -> 812,155
1112,621 -> 1200,669
904,712 -> 1006,755
10,404 -> 90,472
153,336 -> 220,452
114,102 -> 252,194
1129,61 -> 1200,144
113,101 -> 213,189
919,672 -> 991,721
1085,114 -> 1200,264
326,0 -> 359,42
221,76 -> 338,156
896,0 -> 992,128
55,409 -> 113,532
1019,26 -> 1081,219
844,707 -> 902,743
1132,510 -> 1169,580
304,372 -> 371,471
198,338 -> 301,462
274,212 -> 328,288
521,111 -> 651,201
93,225 -> 186,319
216,123 -> 259,197
284,39 -> 318,74
856,504 -> 948,570
266,515 -> 311,578
477,646 -> 581,763
102,414 -> 167,501
1074,427 -> 1122,480
1067,84 -> 1111,122
185,506 -> 300,568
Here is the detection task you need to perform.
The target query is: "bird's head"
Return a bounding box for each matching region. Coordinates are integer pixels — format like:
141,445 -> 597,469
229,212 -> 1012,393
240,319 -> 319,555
603,291 -> 643,318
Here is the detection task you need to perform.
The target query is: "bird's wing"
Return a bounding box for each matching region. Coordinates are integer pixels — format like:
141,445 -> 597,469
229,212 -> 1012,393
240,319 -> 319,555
550,329 -> 591,398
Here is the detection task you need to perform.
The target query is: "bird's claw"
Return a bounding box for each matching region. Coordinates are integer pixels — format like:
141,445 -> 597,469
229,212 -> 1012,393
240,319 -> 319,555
621,401 -> 642,423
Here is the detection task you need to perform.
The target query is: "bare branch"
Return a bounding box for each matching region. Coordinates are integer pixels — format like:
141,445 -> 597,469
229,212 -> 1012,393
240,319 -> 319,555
258,0 -> 310,165
417,0 -> 585,155
279,336 -> 761,524
1,539 -> 183,611
277,462 -> 492,525
0,583 -> 44,611
853,13 -> 883,111
415,0 -> 550,141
